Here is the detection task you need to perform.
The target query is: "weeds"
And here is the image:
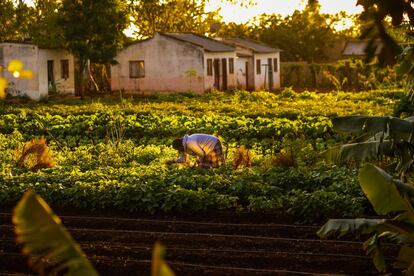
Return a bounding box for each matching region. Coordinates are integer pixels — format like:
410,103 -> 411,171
17,138 -> 54,171
233,146 -> 252,169
272,148 -> 297,168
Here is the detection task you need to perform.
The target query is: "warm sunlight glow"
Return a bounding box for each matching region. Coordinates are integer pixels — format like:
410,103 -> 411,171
13,71 -> 20,78
206,0 -> 363,23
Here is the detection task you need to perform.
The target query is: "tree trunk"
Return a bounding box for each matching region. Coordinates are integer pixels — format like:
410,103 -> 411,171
75,57 -> 87,99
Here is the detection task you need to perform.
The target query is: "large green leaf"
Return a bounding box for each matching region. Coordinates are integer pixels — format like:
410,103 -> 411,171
363,234 -> 386,272
317,218 -> 384,238
394,246 -> 414,274
359,164 -> 414,216
323,140 -> 393,163
13,190 -> 98,276
333,116 -> 414,136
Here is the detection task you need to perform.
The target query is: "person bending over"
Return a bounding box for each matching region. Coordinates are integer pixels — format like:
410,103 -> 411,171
172,134 -> 224,168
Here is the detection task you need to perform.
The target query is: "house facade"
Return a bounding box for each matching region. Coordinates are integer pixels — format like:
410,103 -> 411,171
111,32 -> 238,94
217,37 -> 281,91
0,43 -> 75,100
341,40 -> 384,59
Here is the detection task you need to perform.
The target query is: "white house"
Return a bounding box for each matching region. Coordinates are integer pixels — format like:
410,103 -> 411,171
111,32 -> 237,94
217,37 -> 282,91
0,43 -> 75,100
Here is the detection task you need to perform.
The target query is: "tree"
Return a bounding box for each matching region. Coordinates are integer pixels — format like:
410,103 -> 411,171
254,1 -> 339,62
57,0 -> 129,97
0,0 -> 17,41
28,0 -> 64,48
129,0 -> 222,38
0,0 -> 32,42
211,21 -> 253,38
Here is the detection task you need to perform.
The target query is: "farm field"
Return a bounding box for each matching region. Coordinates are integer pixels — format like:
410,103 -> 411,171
0,88 -> 401,274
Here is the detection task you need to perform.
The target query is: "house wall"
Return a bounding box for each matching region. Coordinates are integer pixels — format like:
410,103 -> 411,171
204,52 -> 237,91
253,52 -> 281,90
38,49 -> 75,97
234,56 -> 254,90
111,33 -> 205,94
0,43 -> 39,100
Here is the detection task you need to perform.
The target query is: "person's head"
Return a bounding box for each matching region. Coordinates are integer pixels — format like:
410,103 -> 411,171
172,138 -> 184,152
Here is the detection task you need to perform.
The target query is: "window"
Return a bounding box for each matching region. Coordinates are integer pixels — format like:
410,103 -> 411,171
207,59 -> 213,76
61,59 -> 69,79
229,58 -> 234,74
273,58 -> 278,73
129,60 -> 145,78
256,59 -> 261,74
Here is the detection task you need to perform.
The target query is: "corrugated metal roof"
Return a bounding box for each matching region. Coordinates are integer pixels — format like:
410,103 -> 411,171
342,40 -> 383,56
161,32 -> 235,52
220,37 -> 281,53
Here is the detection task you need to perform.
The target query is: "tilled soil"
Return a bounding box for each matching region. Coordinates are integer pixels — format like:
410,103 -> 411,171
0,211 -> 396,275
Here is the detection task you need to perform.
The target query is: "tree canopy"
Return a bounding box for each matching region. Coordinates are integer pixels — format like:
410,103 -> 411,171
128,0 -> 223,38
252,2 -> 343,62
57,0 -> 129,96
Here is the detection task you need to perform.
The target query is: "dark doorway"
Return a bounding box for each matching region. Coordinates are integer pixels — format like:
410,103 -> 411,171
213,59 -> 220,89
268,58 -> 274,90
221,58 -> 227,90
47,60 -> 54,92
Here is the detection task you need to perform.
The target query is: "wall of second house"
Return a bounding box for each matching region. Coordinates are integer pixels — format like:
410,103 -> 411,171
235,56 -> 254,90
204,52 -> 237,91
111,34 -> 205,94
38,49 -> 75,98
253,52 -> 281,90
0,43 -> 39,100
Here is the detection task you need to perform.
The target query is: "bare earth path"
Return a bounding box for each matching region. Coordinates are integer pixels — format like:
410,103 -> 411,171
0,212 -> 393,275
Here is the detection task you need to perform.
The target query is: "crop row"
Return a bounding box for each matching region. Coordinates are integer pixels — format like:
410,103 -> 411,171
0,112 -> 335,147
0,130 -> 369,223
0,163 -> 368,223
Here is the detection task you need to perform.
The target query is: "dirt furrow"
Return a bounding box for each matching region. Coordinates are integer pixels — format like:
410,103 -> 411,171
0,212 -> 386,275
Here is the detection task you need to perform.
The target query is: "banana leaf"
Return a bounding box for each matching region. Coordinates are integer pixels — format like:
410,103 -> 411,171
333,116 -> 414,137
13,190 -> 98,276
317,218 -> 385,238
394,246 -> 414,274
359,164 -> 414,217
323,140 -> 394,163
363,234 -> 386,273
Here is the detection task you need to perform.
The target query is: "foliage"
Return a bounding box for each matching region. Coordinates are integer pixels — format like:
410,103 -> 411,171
57,0 -> 129,97
318,164 -> 414,274
282,59 -> 399,90
253,2 -> 340,62
323,115 -> 414,177
0,0 -> 17,42
0,0 -> 33,42
129,0 -> 222,38
28,0 -> 65,48
13,190 -> 98,275
272,148 -> 297,168
0,90 -> 394,223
